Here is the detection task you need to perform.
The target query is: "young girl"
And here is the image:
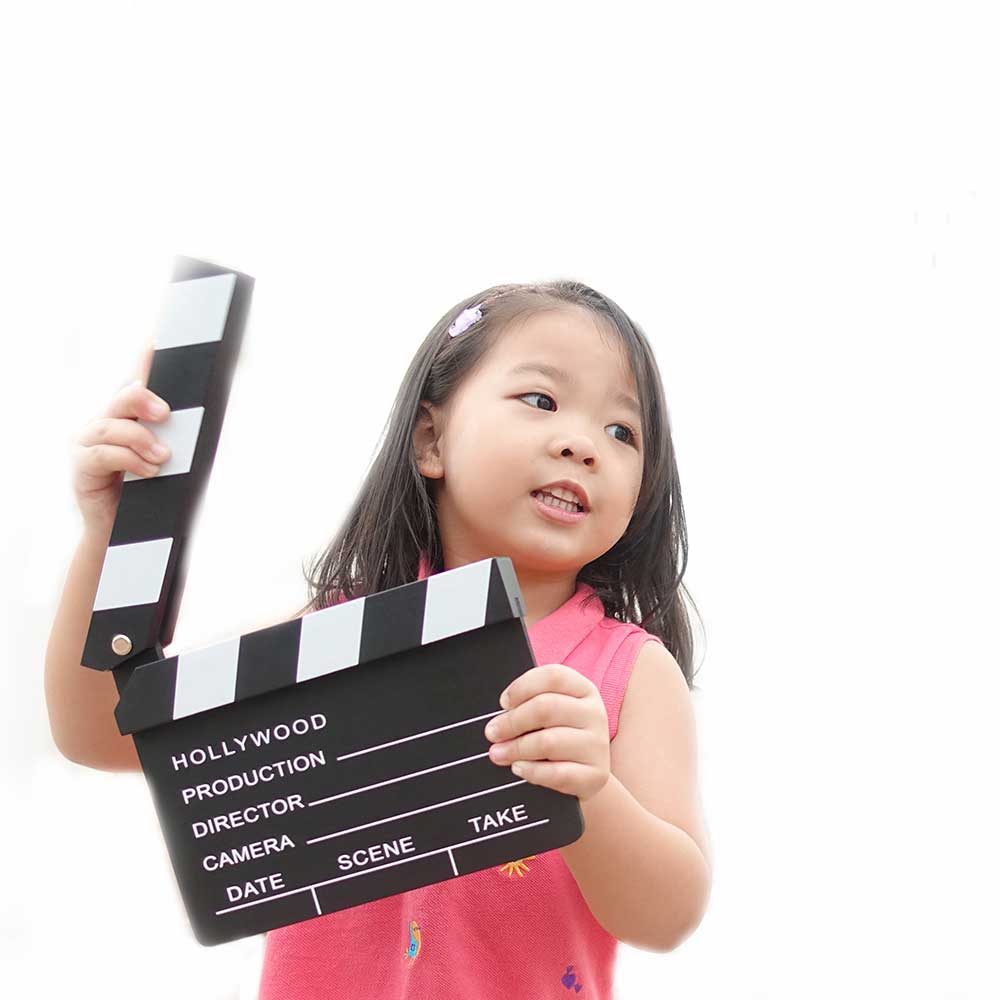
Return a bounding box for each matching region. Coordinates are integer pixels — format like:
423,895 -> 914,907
46,279 -> 711,1000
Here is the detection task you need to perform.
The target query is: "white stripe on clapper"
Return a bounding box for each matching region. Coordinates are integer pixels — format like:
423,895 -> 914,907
421,558 -> 492,645
154,272 -> 236,350
295,596 -> 367,682
93,537 -> 174,611
173,635 -> 241,720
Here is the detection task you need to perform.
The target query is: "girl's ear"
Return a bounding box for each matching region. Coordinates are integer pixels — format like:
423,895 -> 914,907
412,401 -> 445,480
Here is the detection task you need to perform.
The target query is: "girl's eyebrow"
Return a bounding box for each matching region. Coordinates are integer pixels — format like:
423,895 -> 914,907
506,361 -> 642,418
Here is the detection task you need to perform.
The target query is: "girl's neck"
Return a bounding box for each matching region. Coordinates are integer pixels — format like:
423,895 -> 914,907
517,571 -> 580,630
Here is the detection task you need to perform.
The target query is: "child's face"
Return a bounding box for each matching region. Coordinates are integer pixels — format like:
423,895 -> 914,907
415,305 -> 644,577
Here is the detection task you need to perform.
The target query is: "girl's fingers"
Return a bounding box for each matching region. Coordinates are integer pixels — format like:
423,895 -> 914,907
76,416 -> 171,466
134,338 -> 156,386
485,690 -> 594,744
75,441 -> 163,482
95,340 -> 169,423
488,725 -> 597,767
104,378 -> 171,423
499,663 -> 593,711
501,759 -> 594,797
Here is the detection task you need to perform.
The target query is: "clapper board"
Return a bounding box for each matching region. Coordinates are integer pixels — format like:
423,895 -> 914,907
82,256 -> 584,946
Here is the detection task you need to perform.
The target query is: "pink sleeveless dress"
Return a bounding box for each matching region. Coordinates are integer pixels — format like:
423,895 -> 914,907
257,554 -> 664,1000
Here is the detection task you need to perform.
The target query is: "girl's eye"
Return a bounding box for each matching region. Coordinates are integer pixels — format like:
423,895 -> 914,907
517,392 -> 640,448
520,391 -> 557,413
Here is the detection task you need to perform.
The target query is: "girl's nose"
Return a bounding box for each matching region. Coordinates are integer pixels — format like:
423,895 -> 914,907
555,434 -> 598,463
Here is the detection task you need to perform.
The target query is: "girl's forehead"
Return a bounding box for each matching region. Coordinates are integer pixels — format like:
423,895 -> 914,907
490,308 -> 636,385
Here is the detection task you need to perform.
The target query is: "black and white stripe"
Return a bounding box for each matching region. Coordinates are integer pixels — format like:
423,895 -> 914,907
82,258 -> 253,672
114,555 -> 525,735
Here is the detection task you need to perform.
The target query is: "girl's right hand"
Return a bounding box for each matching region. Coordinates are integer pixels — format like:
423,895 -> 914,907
72,340 -> 173,535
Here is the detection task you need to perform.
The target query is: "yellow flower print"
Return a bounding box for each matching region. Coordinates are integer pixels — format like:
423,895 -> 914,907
497,855 -> 537,877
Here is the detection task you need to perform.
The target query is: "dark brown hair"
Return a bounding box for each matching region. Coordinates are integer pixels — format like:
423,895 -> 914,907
295,280 -> 704,690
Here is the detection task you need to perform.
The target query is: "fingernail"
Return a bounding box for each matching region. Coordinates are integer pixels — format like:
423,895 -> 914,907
149,399 -> 169,417
151,443 -> 170,459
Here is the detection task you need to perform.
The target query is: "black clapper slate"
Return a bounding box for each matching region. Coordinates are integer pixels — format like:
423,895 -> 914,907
116,556 -> 584,946
84,258 -> 584,947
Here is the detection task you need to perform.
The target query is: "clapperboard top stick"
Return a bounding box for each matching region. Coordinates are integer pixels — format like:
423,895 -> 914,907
115,557 -> 525,735
82,259 -> 582,946
81,255 -> 254,692
114,555 -> 527,736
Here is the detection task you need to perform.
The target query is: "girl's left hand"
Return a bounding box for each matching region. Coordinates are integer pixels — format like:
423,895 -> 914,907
483,663 -> 610,803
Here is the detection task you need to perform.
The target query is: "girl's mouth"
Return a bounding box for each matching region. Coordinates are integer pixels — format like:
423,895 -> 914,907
530,490 -> 588,522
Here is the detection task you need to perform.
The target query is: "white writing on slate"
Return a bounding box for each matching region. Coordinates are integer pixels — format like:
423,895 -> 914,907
204,834 -> 296,871
174,704 -> 552,919
172,714 -> 327,770
337,836 -> 417,871
467,803 -> 529,833
181,751 -> 327,803
193,794 -> 306,838
226,872 -> 285,903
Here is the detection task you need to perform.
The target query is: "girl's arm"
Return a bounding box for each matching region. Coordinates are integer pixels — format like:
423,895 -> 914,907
48,346 -> 169,771
44,521 -> 142,772
559,640 -> 712,952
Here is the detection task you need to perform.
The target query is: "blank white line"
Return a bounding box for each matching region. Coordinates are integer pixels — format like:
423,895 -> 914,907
447,849 -> 458,877
305,778 -> 526,844
214,817 -> 550,915
309,751 -> 492,807
336,709 -> 505,761
310,887 -> 321,915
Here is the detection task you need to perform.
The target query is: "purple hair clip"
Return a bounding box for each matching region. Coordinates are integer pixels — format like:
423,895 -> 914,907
446,287 -> 520,338
447,305 -> 483,338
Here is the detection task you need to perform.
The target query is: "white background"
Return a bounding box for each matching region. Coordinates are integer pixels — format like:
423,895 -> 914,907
3,2 -> 998,997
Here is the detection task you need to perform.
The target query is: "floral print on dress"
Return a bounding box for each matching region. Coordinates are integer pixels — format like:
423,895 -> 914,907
496,855 -> 537,877
561,964 -> 584,993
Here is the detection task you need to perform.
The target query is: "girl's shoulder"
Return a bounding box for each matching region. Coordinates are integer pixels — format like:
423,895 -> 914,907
591,605 -> 666,647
